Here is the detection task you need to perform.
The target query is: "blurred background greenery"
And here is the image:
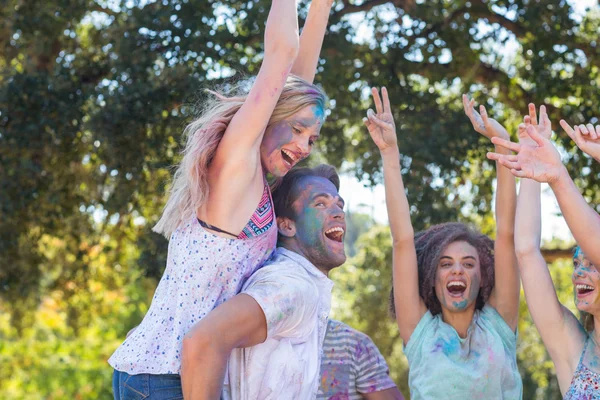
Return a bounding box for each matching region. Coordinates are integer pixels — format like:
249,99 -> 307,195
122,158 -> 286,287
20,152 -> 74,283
2,0 -> 600,398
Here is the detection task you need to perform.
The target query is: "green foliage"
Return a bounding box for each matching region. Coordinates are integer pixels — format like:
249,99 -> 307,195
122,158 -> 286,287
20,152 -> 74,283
2,0 -> 599,397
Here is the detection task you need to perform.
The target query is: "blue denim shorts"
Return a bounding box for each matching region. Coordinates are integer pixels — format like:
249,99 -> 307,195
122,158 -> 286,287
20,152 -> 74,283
112,369 -> 183,400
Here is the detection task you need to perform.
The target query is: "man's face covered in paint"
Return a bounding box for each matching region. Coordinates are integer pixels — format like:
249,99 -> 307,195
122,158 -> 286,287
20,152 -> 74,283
288,176 -> 346,271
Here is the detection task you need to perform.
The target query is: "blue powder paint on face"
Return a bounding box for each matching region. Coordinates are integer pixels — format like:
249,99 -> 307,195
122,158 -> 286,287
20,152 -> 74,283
453,300 -> 468,310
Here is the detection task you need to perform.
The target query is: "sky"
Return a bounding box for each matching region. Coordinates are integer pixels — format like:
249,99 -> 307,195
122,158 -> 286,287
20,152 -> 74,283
339,171 -> 573,244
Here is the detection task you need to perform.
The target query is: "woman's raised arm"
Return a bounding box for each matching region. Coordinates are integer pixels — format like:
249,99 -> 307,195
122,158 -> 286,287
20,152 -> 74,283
365,87 -> 425,344
291,0 -> 333,83
215,0 -> 300,175
463,95 -> 519,330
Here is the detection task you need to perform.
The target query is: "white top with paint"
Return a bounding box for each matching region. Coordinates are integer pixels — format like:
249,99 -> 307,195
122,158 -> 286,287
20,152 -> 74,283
223,247 -> 334,400
404,304 -> 522,400
108,216 -> 276,374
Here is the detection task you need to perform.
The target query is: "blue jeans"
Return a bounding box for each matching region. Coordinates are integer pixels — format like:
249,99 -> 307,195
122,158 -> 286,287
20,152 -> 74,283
112,370 -> 183,400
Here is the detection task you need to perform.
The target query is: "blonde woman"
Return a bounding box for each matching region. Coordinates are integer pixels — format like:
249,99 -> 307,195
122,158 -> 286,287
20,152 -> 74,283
108,0 -> 332,398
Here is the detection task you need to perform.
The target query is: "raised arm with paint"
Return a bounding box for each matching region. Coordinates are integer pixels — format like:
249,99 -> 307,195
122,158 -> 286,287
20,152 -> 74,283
369,88 -> 521,399
510,105 -> 600,399
108,0 -> 332,398
488,117 -> 600,267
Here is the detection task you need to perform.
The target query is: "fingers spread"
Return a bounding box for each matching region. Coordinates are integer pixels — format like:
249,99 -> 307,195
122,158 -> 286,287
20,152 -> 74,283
491,136 -> 521,152
587,123 -> 596,139
371,88 -> 383,115
479,105 -> 489,125
486,151 -> 503,161
499,159 -> 521,170
529,103 -> 538,126
540,105 -> 551,131
511,169 -> 529,178
560,119 -> 575,139
525,124 -> 545,147
382,87 -> 391,114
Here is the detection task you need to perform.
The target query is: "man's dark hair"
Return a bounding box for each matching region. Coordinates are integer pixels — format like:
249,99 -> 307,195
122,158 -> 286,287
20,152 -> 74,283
389,222 -> 495,318
271,164 -> 340,220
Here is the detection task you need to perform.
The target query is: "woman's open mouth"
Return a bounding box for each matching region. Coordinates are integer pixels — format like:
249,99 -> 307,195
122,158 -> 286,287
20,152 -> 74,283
281,149 -> 297,168
576,284 -> 595,298
446,280 -> 467,297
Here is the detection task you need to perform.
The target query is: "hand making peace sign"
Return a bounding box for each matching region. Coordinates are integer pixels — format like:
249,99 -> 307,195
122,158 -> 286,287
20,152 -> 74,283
364,87 -> 398,154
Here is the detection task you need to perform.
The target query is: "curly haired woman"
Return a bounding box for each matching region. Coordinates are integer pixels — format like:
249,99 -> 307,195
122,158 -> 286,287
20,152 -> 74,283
366,88 -> 522,398
108,1 -> 333,398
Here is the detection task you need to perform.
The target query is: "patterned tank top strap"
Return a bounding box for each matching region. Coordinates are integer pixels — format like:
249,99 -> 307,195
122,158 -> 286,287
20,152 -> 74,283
235,177 -> 275,240
579,335 -> 591,366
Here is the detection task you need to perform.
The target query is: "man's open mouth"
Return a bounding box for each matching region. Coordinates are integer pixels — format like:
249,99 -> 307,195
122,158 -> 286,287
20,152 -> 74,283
324,227 -> 344,243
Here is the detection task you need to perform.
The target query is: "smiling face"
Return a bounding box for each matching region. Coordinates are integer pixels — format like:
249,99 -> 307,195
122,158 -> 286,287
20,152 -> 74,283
260,105 -> 324,177
281,176 -> 346,272
572,247 -> 600,315
434,241 -> 482,313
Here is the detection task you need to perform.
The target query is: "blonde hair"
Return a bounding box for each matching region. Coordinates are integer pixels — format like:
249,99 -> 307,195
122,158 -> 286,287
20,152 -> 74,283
581,312 -> 595,332
153,74 -> 327,238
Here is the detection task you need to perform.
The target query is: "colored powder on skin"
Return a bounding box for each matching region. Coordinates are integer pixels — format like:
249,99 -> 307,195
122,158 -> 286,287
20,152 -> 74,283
453,300 -> 468,310
467,272 -> 481,305
261,121 -> 293,176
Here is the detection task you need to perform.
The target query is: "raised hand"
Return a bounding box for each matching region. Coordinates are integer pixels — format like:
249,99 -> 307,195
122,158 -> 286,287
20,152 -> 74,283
364,87 -> 397,154
462,94 -> 509,141
519,103 -> 552,143
487,125 -> 564,183
560,120 -> 600,162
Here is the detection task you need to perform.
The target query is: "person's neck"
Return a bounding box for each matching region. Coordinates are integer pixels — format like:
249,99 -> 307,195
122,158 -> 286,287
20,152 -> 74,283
279,242 -> 329,277
440,305 -> 477,339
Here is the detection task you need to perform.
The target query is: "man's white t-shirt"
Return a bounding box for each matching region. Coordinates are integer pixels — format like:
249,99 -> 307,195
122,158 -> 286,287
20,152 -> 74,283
223,247 -> 334,400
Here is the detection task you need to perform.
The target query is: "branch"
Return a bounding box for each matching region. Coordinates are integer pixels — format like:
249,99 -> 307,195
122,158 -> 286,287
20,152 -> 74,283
90,3 -> 119,17
541,248 -> 574,263
330,0 -> 414,23
469,0 -> 526,37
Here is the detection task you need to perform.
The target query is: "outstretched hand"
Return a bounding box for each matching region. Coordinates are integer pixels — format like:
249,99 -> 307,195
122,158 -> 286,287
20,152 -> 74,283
364,87 -> 397,154
521,103 -> 552,141
487,125 -> 564,183
462,94 -> 509,141
560,120 -> 600,162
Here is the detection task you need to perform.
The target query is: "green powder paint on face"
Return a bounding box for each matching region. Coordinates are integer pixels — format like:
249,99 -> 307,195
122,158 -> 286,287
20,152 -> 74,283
288,176 -> 346,270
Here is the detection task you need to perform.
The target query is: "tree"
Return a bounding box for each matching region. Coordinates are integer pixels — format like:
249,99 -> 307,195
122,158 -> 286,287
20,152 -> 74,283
1,0 -> 598,397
